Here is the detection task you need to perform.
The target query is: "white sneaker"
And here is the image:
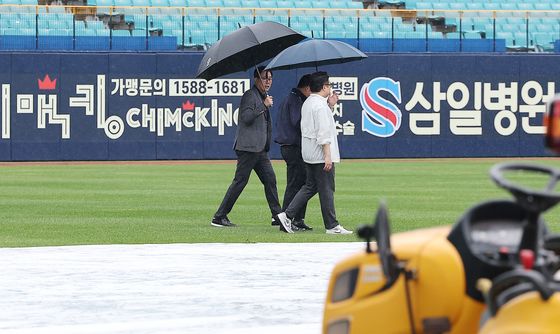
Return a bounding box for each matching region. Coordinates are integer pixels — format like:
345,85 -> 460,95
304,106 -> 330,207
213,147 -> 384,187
326,225 -> 353,235
275,212 -> 294,234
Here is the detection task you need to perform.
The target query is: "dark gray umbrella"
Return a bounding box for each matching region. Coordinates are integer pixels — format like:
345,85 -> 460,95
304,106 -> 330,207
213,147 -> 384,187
196,21 -> 306,80
264,39 -> 367,71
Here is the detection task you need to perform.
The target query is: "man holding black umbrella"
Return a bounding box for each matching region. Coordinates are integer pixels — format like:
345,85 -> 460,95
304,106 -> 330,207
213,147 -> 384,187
211,66 -> 293,233
275,71 -> 352,235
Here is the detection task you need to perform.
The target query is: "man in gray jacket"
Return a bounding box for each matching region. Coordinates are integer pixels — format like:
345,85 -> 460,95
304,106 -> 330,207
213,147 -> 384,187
211,66 -> 291,233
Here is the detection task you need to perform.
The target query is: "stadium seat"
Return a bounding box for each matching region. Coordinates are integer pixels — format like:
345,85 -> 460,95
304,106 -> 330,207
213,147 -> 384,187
186,0 -> 205,6
308,21 -> 323,32
416,24 -> 430,33
428,31 -> 443,39
74,20 -> 86,31
534,24 -> 550,33
130,14 -> 146,28
223,0 -> 241,6
240,0 -> 257,8
517,3 -> 534,11
76,28 -> 97,36
96,0 -> 114,6
161,20 -> 180,32
198,21 -> 217,31
359,30 -> 375,38
432,3 -> 449,10
87,20 -> 106,29
114,0 -> 131,6
294,15 -> 319,25
187,29 -> 206,44
449,3 -> 464,10
150,0 -> 168,6
360,21 -> 376,32
311,0 -> 328,8
533,32 -> 555,45
258,0 -> 275,8
534,3 -> 552,10
96,28 -> 110,36
446,32 -> 461,39
38,19 -> 50,29
130,0 -> 149,5
205,0 -> 223,7
500,3 -> 516,11
330,0 -> 347,8
482,3 -> 499,10
347,0 -> 361,8
255,15 -> 287,24
415,2 -> 432,10
289,21 -> 308,31
464,3 -> 480,10
514,32 -> 530,47
294,0 -> 313,8
276,0 -> 291,8
496,31 -> 514,46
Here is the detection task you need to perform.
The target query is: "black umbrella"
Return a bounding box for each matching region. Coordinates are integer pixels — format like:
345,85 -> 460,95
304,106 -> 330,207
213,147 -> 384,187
196,21 -> 306,80
264,39 -> 367,72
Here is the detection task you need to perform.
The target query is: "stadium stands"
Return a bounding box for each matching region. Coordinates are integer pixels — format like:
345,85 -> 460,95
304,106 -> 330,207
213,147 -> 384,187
0,0 -> 558,52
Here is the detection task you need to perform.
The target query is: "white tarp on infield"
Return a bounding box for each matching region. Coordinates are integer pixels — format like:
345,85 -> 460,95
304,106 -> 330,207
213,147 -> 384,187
0,242 -> 362,334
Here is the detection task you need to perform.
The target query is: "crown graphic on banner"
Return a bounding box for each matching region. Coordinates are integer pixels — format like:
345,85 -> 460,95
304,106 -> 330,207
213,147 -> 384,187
182,100 -> 195,111
38,74 -> 57,90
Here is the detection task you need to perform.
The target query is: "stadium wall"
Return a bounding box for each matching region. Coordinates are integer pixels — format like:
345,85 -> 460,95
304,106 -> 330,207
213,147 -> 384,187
0,52 -> 556,161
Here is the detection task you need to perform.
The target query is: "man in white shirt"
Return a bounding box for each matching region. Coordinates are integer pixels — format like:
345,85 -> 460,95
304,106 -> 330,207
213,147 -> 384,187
275,72 -> 353,235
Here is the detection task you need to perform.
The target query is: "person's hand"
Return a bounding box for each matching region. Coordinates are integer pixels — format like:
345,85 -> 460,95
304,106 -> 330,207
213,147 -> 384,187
327,93 -> 339,109
264,95 -> 274,108
323,156 -> 332,172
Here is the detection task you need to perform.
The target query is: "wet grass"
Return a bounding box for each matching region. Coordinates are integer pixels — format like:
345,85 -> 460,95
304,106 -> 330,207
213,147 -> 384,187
1,158 -> 560,247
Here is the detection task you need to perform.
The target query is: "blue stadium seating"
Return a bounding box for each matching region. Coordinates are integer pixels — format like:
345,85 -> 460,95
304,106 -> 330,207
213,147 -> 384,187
0,0 -> 558,52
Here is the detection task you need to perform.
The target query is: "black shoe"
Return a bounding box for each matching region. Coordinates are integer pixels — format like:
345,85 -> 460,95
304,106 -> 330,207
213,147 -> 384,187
292,220 -> 313,231
271,216 -> 280,226
211,216 -> 236,227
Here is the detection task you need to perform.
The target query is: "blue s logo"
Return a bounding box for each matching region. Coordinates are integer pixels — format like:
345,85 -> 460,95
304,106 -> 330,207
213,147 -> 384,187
360,77 -> 402,138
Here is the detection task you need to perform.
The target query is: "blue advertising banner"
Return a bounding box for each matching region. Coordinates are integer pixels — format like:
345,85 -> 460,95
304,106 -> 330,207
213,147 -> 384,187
0,52 -> 557,161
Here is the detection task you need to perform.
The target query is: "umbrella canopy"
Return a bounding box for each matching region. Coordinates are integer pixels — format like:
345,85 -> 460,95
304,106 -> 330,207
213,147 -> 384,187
264,39 -> 367,71
196,21 -> 306,80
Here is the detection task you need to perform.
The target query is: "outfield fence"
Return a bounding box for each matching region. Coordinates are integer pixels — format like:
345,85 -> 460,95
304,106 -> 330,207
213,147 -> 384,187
0,52 -> 555,161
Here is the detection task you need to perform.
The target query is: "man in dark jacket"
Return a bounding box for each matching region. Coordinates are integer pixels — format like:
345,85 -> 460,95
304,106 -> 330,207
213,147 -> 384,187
211,66 -> 292,233
273,74 -> 313,231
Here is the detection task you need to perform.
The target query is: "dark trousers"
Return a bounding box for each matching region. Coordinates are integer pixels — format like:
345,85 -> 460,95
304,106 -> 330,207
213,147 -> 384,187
280,145 -> 307,221
215,150 -> 281,218
285,163 -> 338,230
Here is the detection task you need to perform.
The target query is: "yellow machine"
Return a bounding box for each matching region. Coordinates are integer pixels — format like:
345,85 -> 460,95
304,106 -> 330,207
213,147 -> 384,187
323,162 -> 560,334
478,267 -> 560,334
323,95 -> 560,334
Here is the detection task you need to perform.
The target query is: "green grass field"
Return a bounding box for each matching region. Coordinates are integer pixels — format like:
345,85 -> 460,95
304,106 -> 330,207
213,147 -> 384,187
1,158 -> 560,247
